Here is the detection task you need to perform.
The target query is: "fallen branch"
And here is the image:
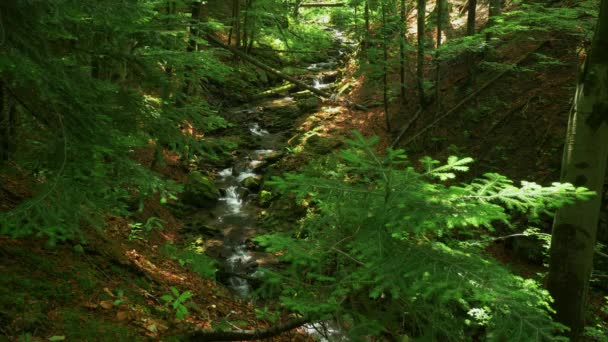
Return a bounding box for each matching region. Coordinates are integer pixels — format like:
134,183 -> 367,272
398,44 -> 545,147
300,2 -> 346,7
252,48 -> 332,54
205,34 -> 367,111
252,83 -> 297,100
390,107 -> 422,148
188,317 -> 309,341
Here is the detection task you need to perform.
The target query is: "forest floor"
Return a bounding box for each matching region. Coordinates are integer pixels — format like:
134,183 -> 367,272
1,20 -> 607,342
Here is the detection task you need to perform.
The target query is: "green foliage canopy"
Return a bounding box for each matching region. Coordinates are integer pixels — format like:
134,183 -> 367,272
255,132 -> 593,340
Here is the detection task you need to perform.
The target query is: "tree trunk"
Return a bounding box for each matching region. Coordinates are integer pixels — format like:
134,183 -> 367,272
485,0 -> 502,45
417,0 -> 427,106
434,0 -> 444,114
399,0 -> 408,112
381,0 -> 391,132
300,2 -> 346,7
293,0 -> 302,18
364,0 -> 370,54
0,82 -> 16,165
466,0 -> 477,36
547,0 -> 608,339
188,1 -> 203,52
466,0 -> 477,85
235,0 -> 241,49
242,0 -> 250,52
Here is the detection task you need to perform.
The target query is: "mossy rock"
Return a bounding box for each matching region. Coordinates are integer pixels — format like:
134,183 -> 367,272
241,176 -> 262,192
297,97 -> 321,114
305,134 -> 343,155
182,171 -> 220,208
258,190 -> 273,207
261,151 -> 284,164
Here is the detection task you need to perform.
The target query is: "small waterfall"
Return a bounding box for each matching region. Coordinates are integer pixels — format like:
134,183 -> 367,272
249,123 -> 269,136
314,78 -> 332,90
227,246 -> 253,297
212,119 -> 278,297
219,186 -> 243,215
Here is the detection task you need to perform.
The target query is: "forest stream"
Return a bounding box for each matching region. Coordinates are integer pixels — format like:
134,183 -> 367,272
188,27 -> 353,341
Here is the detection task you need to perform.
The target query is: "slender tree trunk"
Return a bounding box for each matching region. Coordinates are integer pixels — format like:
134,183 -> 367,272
188,1 -> 203,52
465,0 -> 477,86
235,0 -> 242,49
466,0 -> 477,37
434,0 -> 444,114
228,0 -> 238,45
399,0 -> 408,112
247,15 -> 256,53
0,82 -> 16,164
364,0 -> 370,54
485,0 -> 502,45
417,0 -> 427,106
293,0 -> 302,18
242,1 -> 249,52
547,0 -> 608,339
184,1 -> 203,96
382,0 -> 391,132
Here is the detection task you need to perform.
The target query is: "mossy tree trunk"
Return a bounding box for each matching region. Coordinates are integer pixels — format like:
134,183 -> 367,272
547,0 -> 608,338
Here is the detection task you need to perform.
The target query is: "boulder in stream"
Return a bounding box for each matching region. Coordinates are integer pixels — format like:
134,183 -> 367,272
182,171 -> 220,208
241,175 -> 262,192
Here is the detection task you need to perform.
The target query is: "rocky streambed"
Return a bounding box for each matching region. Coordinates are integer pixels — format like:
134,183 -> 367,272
180,27 -> 354,341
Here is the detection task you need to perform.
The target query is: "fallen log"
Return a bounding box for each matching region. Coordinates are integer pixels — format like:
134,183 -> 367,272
300,2 -> 346,7
188,317 -> 309,341
252,83 -> 297,100
390,107 -> 422,148
205,34 -> 367,111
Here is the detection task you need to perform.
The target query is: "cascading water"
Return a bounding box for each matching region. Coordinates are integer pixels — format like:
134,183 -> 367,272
208,27 -> 352,340
213,121 -> 277,297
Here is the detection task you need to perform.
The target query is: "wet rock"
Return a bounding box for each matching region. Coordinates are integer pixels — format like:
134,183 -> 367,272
182,171 -> 220,208
260,151 -> 284,164
241,176 -> 262,192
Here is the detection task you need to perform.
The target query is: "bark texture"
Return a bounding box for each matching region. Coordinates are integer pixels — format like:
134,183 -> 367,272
547,0 -> 608,338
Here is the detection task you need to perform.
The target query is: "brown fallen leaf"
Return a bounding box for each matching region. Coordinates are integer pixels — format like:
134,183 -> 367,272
83,302 -> 99,309
99,300 -> 114,310
116,311 -> 131,321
